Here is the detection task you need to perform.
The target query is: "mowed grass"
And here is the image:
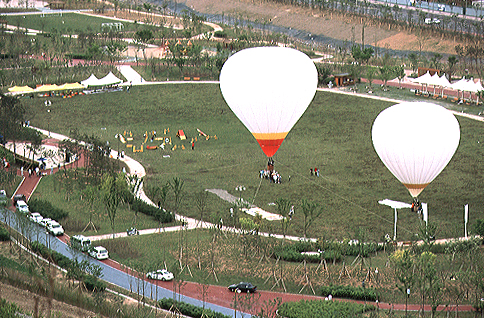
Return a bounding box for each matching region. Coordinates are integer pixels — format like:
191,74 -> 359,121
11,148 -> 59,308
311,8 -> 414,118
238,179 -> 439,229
4,12 -> 165,34
24,83 -> 484,241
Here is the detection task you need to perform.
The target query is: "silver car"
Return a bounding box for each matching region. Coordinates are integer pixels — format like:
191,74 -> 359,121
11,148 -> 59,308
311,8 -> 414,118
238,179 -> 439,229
89,246 -> 109,260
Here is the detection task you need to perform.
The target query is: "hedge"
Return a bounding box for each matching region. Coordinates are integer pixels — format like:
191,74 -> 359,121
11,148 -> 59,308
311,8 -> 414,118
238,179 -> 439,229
30,241 -> 106,292
28,198 -> 68,220
131,198 -> 173,223
158,298 -> 230,318
320,285 -> 377,301
278,299 -> 374,318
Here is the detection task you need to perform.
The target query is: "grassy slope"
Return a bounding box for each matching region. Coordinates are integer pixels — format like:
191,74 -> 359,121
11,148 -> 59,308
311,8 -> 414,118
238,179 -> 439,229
25,83 -> 484,241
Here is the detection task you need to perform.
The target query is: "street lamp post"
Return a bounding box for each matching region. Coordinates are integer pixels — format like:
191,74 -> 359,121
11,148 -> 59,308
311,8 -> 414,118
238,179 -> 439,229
47,109 -> 51,137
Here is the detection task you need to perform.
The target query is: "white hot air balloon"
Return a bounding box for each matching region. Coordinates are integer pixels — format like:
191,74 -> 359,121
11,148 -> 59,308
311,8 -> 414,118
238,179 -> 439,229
219,46 -> 318,158
372,102 -> 460,198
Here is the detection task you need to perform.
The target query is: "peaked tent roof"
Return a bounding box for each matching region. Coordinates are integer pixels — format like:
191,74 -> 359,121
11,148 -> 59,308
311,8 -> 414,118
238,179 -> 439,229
34,84 -> 61,92
8,86 -> 34,93
59,82 -> 85,90
81,74 -> 99,87
412,71 -> 432,85
97,72 -> 123,86
450,77 -> 472,91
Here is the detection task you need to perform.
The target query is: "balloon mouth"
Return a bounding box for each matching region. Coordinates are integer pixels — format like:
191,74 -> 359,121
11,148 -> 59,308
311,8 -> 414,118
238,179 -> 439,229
253,132 -> 288,158
403,183 -> 430,198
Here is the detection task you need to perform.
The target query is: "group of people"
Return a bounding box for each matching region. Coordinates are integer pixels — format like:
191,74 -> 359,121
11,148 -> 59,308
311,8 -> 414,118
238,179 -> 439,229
310,167 -> 320,177
259,169 -> 282,184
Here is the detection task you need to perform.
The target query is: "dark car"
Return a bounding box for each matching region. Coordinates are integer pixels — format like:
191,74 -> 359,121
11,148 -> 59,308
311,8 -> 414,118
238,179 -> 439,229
228,282 -> 257,293
12,194 -> 26,206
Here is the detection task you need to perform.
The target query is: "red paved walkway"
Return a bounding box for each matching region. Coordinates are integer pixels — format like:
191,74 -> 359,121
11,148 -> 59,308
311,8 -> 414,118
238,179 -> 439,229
9,127 -> 478,315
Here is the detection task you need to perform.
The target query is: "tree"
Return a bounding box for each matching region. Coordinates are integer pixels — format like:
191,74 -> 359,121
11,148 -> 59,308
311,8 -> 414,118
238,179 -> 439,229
0,93 -> 25,162
169,177 -> 184,215
299,199 -> 322,239
379,66 -> 395,90
394,65 -> 406,89
195,190 -> 209,225
447,56 -> 459,81
408,53 -> 419,73
351,45 -> 374,65
430,53 -> 443,70
390,249 -> 415,317
101,172 -> 128,239
275,198 -> 292,239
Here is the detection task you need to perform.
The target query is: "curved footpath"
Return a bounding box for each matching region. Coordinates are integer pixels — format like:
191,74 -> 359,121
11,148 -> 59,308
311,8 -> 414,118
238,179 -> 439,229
6,124 -> 476,315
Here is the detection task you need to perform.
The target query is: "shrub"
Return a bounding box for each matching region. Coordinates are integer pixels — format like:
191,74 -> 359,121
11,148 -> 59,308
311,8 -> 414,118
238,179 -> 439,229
158,298 -> 230,318
0,227 -> 10,241
131,198 -> 173,223
83,274 -> 106,292
27,198 -> 68,220
474,219 -> 484,237
320,285 -> 377,301
278,299 -> 374,318
213,31 -> 227,38
0,298 -> 22,318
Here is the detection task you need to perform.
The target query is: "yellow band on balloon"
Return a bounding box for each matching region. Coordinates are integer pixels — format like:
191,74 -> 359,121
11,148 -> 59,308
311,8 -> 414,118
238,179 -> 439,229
252,132 -> 288,140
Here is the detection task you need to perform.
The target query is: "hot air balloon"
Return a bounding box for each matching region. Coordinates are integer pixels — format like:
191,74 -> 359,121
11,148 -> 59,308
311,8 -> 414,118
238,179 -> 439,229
372,102 -> 460,198
219,46 -> 318,160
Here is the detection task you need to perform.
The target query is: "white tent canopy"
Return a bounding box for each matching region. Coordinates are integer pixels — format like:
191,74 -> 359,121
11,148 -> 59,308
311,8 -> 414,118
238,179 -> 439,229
80,72 -> 123,87
97,72 -> 123,86
81,74 -> 99,87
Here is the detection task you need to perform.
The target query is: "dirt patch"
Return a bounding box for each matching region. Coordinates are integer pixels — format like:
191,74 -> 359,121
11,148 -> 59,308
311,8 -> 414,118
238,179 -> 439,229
177,0 -> 461,55
0,281 -> 98,318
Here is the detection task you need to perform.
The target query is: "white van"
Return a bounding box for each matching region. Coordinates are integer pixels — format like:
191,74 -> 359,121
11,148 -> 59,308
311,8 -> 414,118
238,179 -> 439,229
70,235 -> 92,252
46,220 -> 64,236
16,200 -> 29,214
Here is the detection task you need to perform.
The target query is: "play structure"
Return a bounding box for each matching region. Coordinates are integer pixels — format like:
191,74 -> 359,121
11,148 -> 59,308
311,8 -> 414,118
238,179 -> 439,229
116,127 -> 218,154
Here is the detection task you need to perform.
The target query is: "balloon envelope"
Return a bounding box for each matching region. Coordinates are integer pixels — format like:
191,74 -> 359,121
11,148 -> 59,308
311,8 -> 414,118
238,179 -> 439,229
219,46 -> 318,157
372,102 -> 460,197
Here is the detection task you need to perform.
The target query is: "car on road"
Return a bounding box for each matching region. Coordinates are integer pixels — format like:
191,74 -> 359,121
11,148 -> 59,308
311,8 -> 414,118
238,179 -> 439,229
16,200 -> 29,214
28,212 -> 43,224
228,282 -> 257,293
89,246 -> 109,260
12,194 -> 26,206
46,220 -> 64,236
39,218 -> 53,227
0,190 -> 7,207
146,269 -> 174,281
70,235 -> 91,252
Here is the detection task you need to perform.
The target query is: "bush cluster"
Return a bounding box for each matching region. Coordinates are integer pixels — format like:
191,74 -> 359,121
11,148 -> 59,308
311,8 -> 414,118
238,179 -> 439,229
273,240 -> 384,263
28,198 -> 68,220
273,242 -> 341,263
131,198 -> 173,223
0,298 -> 22,318
30,241 -> 106,292
0,227 -> 10,241
158,298 -> 230,318
320,285 -> 377,301
278,299 -> 374,318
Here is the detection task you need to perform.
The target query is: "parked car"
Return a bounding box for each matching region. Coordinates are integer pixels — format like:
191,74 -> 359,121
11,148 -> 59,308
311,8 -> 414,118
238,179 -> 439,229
28,212 -> 43,224
39,218 -> 53,227
89,246 -> 109,260
70,235 -> 92,252
146,269 -> 174,281
15,200 -> 29,214
12,194 -> 26,206
46,220 -> 64,236
228,282 -> 257,293
0,190 -> 7,207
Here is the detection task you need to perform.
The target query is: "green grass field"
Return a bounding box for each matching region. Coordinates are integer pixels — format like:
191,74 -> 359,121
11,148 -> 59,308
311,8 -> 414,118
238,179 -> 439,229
25,83 -> 484,242
4,12 -> 166,34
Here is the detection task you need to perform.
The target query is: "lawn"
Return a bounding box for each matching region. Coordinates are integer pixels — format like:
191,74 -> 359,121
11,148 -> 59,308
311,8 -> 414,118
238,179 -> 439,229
3,12 -> 168,34
24,83 -> 484,242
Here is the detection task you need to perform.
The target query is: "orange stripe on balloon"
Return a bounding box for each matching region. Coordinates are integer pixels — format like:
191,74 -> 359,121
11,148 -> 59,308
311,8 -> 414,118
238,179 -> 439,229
252,132 -> 288,140
403,183 -> 429,198
255,138 -> 285,157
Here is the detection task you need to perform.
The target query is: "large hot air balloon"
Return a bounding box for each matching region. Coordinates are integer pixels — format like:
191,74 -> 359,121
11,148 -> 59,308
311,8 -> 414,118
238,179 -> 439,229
219,46 -> 318,158
372,102 -> 460,198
